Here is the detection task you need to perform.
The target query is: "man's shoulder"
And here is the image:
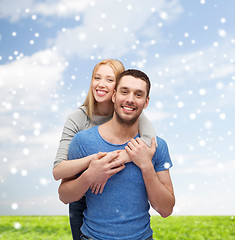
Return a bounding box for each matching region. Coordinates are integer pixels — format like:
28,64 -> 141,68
154,136 -> 169,159
74,125 -> 99,139
153,136 -> 172,171
156,136 -> 168,149
70,126 -> 99,152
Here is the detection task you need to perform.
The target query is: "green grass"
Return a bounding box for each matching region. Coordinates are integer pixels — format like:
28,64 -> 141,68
0,216 -> 70,240
0,216 -> 234,240
151,216 -> 235,240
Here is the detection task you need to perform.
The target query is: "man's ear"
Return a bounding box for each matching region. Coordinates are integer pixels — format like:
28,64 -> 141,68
112,90 -> 116,103
143,96 -> 150,109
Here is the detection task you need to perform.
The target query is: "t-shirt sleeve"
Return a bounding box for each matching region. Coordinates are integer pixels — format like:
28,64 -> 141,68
138,112 -> 157,148
68,135 -> 80,160
53,108 -> 87,168
153,137 -> 173,172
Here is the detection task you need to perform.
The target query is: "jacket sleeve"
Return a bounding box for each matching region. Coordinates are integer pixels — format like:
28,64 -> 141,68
138,112 -> 157,148
53,108 -> 88,168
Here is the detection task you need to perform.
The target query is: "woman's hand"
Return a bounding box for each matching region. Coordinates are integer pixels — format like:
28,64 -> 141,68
117,149 -> 132,163
88,151 -> 125,194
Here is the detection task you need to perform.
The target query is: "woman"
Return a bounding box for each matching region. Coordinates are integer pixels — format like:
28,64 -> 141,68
53,59 -> 156,240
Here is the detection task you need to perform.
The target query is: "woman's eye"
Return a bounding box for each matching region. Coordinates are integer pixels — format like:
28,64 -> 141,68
94,77 -> 100,80
107,78 -> 114,82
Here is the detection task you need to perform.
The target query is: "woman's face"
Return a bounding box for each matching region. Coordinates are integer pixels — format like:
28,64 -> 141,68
92,64 -> 116,103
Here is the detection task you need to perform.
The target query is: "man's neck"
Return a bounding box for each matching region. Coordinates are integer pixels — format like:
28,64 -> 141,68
98,116 -> 139,145
95,102 -> 114,116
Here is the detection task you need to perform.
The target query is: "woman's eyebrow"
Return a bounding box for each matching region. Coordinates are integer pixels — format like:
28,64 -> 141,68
95,73 -> 115,78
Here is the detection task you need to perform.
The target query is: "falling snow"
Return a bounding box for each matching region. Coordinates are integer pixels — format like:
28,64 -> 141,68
11,203 -> 18,210
0,0 -> 234,216
13,222 -> 22,230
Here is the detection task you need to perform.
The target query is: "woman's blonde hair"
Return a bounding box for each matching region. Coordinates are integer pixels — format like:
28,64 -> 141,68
82,59 -> 125,119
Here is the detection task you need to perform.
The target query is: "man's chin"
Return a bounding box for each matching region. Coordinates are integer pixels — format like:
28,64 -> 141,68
116,113 -> 138,126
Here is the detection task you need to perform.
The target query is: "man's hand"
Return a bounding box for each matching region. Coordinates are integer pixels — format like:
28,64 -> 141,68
88,151 -> 125,194
125,137 -> 156,170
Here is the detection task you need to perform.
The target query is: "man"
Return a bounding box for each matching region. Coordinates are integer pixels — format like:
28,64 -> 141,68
59,69 -> 175,240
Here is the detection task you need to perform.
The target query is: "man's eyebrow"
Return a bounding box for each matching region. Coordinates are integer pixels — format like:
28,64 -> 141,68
119,86 -> 129,90
135,89 -> 144,93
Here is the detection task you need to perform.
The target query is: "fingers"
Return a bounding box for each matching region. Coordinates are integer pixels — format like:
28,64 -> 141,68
94,185 -> 101,195
134,137 -> 142,145
113,149 -> 122,154
109,157 -> 125,169
103,152 -> 119,163
125,145 -> 132,156
127,138 -> 143,149
151,137 -> 157,150
99,182 -> 106,194
127,141 -> 134,150
90,181 -> 107,195
90,183 -> 103,195
110,164 -> 125,176
96,152 -> 107,159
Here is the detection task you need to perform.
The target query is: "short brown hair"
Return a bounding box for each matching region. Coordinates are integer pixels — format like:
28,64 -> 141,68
115,69 -> 151,97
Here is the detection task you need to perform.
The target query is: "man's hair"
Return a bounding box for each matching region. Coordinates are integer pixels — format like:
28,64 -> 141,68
115,69 -> 151,97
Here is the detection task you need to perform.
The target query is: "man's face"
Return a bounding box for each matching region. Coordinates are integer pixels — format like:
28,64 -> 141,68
112,75 -> 149,126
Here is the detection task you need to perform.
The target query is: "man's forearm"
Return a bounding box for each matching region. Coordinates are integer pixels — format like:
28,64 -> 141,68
141,165 -> 175,218
58,171 -> 91,204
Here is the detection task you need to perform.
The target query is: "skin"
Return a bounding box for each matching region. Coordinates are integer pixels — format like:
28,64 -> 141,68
59,75 -> 175,218
92,64 -> 116,116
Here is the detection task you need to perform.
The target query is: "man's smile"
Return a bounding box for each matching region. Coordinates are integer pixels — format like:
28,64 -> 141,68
122,105 -> 136,112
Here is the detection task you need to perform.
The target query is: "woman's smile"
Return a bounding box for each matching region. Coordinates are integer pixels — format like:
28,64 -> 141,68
96,89 -> 108,97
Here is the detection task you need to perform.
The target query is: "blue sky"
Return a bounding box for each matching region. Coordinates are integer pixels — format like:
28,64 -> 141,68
0,0 -> 235,216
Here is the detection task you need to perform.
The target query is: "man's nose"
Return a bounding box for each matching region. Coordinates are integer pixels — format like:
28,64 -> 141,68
126,93 -> 134,103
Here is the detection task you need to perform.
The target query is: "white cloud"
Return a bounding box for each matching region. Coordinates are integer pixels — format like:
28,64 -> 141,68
0,0 -> 183,60
0,0 -> 183,23
32,0 -> 91,17
150,43 -> 235,86
172,193 -> 235,215
0,49 -> 66,180
52,0 -> 183,58
0,0 -> 33,22
145,108 -> 170,121
146,40 -> 235,110
0,48 -> 66,111
0,0 -> 91,22
0,128 -> 61,180
173,155 -> 235,175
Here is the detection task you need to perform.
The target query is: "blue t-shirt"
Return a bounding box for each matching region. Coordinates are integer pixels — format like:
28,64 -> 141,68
68,125 -> 172,240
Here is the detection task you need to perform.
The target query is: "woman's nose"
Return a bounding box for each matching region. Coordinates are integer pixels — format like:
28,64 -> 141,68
98,79 -> 105,87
